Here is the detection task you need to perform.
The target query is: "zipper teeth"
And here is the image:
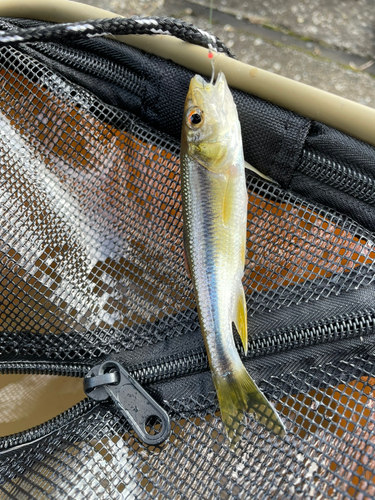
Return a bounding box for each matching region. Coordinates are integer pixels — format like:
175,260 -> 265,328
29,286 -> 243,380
129,349 -> 209,385
0,312 -> 373,384
31,42 -> 144,97
299,149 -> 375,205
130,311 -> 375,384
249,311 -> 374,354
0,399 -> 96,452
0,362 -> 91,377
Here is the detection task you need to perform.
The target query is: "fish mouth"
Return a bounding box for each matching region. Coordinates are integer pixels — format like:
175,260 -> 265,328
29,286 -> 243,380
186,72 -> 227,109
186,74 -> 209,107
192,73 -> 207,88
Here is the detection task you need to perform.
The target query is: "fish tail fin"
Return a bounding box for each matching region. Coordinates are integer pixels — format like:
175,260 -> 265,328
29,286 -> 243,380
213,366 -> 285,447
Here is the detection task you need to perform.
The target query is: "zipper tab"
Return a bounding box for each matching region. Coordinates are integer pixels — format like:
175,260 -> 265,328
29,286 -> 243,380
83,360 -> 171,446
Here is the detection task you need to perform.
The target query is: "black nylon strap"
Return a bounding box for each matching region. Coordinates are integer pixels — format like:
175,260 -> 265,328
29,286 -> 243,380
0,16 -> 235,57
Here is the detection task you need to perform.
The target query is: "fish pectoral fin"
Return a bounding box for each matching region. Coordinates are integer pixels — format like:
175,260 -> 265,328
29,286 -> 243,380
213,366 -> 286,448
244,161 -> 277,184
233,285 -> 248,355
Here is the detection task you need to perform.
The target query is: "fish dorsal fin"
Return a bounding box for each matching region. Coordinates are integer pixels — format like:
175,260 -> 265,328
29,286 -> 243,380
233,285 -> 248,355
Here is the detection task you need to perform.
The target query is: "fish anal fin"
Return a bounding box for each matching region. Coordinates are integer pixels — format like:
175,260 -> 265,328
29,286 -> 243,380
233,285 -> 248,355
213,366 -> 286,448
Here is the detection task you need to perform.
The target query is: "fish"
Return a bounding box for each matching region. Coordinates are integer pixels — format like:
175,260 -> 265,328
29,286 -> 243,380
180,71 -> 285,445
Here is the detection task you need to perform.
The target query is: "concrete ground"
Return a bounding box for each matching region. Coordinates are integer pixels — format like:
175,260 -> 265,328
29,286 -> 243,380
81,0 -> 375,108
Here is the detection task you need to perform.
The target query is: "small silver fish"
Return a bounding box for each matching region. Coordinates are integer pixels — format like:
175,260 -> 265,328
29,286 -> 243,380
180,72 -> 285,445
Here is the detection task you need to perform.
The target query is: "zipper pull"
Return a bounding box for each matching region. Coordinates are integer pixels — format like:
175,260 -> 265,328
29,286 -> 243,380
83,360 -> 171,446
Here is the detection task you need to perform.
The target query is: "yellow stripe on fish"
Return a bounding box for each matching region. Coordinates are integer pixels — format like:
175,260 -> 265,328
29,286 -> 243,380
180,71 -> 285,446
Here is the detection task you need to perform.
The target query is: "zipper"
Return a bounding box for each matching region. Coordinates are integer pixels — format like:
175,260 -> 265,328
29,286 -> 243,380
0,309 -> 374,452
23,42 -> 145,97
120,309 -> 375,386
298,149 -> 375,205
0,399 -> 96,453
0,361 -> 91,377
83,360 -> 171,445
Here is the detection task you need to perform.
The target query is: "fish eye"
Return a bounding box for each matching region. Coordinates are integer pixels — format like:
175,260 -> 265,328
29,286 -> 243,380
190,113 -> 202,124
187,108 -> 203,128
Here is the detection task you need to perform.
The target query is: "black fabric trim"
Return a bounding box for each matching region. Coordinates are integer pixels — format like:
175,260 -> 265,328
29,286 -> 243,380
290,172 -> 375,232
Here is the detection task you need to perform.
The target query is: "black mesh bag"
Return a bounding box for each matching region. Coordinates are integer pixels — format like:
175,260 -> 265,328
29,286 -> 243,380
0,14 -> 375,500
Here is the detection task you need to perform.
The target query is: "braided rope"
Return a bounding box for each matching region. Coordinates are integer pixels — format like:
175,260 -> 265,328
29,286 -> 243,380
0,16 -> 235,57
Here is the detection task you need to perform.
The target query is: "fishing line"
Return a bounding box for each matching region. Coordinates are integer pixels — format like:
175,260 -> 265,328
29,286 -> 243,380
208,50 -> 216,84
